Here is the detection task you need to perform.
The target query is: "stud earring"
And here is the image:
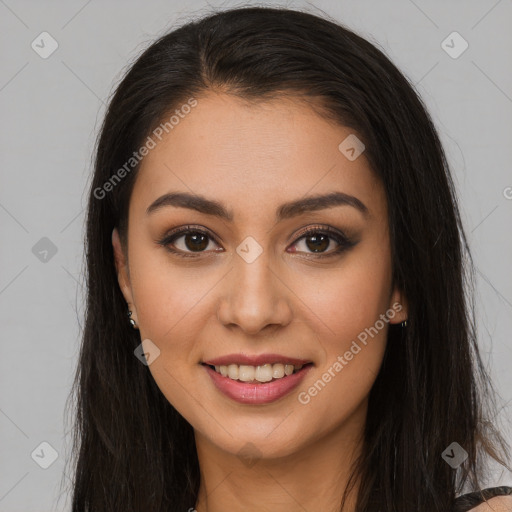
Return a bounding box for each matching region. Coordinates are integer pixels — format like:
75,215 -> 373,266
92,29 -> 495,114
401,319 -> 408,328
127,308 -> 138,329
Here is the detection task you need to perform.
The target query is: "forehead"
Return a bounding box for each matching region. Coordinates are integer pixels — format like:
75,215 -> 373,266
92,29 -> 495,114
131,92 -> 384,220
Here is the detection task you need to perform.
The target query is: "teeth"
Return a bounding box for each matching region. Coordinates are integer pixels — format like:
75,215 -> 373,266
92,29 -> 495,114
272,363 -> 285,379
227,364 -> 239,380
239,365 -> 256,382
211,362 -> 305,382
255,364 -> 273,382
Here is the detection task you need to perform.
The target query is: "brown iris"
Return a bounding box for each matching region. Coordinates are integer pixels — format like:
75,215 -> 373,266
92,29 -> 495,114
305,234 -> 329,252
184,232 -> 209,251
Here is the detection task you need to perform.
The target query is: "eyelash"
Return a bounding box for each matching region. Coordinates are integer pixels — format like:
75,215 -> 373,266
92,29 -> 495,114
157,224 -> 355,259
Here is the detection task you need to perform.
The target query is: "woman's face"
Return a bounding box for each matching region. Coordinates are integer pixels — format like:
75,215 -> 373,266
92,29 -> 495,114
113,92 -> 407,460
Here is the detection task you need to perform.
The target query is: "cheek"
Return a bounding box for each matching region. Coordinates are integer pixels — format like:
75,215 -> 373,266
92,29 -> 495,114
128,245 -> 219,361
296,241 -> 393,400
128,250 -> 215,415
300,244 -> 393,346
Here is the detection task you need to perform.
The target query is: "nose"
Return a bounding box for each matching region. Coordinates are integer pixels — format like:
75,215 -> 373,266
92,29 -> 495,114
216,250 -> 293,336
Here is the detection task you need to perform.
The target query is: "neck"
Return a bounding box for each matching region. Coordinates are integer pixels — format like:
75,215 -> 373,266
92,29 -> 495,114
193,401 -> 366,512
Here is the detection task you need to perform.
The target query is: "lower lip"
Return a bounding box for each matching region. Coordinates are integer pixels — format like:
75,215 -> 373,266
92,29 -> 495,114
202,363 -> 313,405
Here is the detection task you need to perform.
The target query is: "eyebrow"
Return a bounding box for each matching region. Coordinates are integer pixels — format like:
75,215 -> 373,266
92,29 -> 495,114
146,190 -> 369,221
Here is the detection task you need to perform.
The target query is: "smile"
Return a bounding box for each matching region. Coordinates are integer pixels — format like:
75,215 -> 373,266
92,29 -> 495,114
201,361 -> 314,404
207,362 -> 306,383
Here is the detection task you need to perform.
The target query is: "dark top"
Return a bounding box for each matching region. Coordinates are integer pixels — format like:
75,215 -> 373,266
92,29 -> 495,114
453,486 -> 512,511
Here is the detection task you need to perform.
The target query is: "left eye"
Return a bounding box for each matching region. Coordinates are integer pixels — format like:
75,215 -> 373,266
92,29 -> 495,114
291,231 -> 342,254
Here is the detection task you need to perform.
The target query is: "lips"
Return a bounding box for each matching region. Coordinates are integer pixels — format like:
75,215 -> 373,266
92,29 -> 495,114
203,353 -> 312,367
201,354 -> 314,404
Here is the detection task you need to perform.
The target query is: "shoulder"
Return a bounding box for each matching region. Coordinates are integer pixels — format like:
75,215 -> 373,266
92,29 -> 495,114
468,495 -> 512,511
455,486 -> 512,511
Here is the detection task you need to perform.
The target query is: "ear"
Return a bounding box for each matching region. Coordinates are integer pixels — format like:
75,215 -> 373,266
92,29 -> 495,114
112,227 -> 135,308
388,285 -> 408,325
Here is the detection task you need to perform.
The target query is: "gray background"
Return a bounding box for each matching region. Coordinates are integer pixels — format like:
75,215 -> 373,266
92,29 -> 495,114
1,0 -> 511,510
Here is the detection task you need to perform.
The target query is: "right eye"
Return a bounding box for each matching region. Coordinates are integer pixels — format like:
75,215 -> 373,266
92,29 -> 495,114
157,226 -> 222,258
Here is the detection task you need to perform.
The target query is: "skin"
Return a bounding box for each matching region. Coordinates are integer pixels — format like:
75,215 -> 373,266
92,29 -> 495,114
473,497 -> 512,511
112,92 -> 408,512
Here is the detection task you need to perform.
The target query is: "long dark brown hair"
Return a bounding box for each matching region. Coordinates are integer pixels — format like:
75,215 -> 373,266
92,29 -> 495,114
61,5 -> 511,511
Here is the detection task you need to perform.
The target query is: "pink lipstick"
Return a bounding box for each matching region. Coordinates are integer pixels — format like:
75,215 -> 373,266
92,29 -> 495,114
202,356 -> 313,405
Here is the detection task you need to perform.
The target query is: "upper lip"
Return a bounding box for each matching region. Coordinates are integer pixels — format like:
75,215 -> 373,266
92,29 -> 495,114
203,353 -> 312,366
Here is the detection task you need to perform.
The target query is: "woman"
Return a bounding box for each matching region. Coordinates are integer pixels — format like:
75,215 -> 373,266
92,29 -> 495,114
64,6 -> 512,511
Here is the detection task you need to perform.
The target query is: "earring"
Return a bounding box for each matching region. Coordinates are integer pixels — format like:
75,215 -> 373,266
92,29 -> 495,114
401,319 -> 408,328
127,308 -> 138,329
